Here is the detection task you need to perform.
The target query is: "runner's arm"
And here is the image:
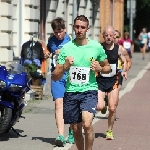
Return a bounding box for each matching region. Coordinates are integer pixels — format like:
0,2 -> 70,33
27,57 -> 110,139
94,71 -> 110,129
119,45 -> 132,71
45,38 -> 53,59
51,63 -> 66,81
118,45 -> 128,72
47,46 -> 52,53
52,55 -> 74,81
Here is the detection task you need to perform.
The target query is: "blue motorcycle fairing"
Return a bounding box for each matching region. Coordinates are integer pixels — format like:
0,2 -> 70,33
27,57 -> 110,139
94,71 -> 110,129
0,66 -> 8,81
0,100 -> 14,109
7,72 -> 27,87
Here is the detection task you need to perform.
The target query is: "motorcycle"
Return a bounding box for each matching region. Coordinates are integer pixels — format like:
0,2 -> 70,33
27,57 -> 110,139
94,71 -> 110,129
0,62 -> 42,136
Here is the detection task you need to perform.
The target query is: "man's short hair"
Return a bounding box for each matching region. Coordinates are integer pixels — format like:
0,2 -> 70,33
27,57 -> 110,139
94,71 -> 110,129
51,17 -> 66,30
74,15 -> 89,26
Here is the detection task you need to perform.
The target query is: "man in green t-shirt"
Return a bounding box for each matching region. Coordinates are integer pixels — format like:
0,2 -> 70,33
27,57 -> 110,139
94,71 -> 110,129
52,15 -> 110,150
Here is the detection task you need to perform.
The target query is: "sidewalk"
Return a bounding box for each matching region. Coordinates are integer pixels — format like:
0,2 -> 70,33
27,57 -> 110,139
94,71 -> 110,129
69,62 -> 150,149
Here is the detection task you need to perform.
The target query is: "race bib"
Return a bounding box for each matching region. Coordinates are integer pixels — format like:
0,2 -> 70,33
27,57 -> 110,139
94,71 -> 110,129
123,41 -> 131,49
101,64 -> 116,77
69,66 -> 90,85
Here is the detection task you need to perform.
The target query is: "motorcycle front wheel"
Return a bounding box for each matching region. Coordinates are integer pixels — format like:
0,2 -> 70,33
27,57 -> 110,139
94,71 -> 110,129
0,106 -> 12,136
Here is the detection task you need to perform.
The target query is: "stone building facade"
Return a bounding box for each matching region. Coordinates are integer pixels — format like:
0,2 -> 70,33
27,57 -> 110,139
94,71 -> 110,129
0,0 -> 40,61
0,0 -> 124,61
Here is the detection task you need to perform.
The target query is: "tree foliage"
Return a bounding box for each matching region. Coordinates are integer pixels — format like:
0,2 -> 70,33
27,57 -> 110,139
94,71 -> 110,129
134,0 -> 150,32
124,0 -> 150,36
137,0 -> 150,8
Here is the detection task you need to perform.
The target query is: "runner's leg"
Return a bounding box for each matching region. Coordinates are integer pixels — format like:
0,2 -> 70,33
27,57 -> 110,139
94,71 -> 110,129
63,92 -> 82,149
82,111 -> 95,150
72,123 -> 84,150
55,98 -> 64,136
142,44 -> 147,59
108,88 -> 119,131
140,44 -> 144,59
51,79 -> 67,146
97,90 -> 105,111
115,72 -> 123,120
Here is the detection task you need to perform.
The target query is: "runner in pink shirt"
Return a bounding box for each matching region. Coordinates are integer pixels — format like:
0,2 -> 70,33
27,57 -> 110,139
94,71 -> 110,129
119,32 -> 134,58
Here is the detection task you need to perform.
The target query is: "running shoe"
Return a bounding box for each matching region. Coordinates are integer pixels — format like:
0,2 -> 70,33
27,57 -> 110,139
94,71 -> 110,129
55,135 -> 66,147
115,117 -> 118,121
106,130 -> 114,140
66,128 -> 75,144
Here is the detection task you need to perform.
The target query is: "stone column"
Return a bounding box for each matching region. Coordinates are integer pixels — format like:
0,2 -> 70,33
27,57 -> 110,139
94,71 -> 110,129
0,0 -> 13,62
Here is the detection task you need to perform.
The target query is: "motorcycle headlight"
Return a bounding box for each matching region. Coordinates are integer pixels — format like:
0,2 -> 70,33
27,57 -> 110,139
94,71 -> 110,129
8,84 -> 23,92
0,80 -> 6,89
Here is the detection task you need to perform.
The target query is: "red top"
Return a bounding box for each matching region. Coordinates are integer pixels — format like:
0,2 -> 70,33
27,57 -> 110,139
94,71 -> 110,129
119,38 -> 132,51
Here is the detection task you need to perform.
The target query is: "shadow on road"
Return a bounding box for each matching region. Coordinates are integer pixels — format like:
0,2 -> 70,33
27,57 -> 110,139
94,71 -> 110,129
0,129 -> 25,141
95,116 -> 108,119
95,133 -> 106,138
32,137 -> 55,145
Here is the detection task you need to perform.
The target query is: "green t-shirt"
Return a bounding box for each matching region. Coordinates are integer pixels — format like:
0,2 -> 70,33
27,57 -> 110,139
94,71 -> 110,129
57,38 -> 107,92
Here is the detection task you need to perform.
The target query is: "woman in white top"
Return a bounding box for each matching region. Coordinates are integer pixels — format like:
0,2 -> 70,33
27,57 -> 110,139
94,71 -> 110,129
138,27 -> 148,60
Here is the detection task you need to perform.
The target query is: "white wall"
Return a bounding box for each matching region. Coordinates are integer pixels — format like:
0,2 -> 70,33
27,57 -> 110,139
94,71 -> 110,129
0,1 -> 13,62
13,0 -> 40,58
0,0 -> 100,61
46,0 -> 100,43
